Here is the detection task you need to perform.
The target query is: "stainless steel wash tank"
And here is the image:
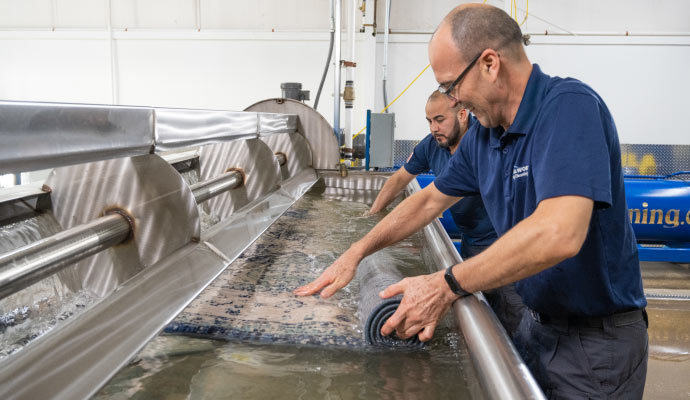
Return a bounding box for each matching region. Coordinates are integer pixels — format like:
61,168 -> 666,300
0,99 -> 543,399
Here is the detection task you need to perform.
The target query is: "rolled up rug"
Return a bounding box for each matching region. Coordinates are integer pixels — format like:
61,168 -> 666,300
356,255 -> 425,349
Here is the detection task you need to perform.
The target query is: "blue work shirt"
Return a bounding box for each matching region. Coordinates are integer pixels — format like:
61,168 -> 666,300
403,124 -> 498,255
435,64 -> 646,317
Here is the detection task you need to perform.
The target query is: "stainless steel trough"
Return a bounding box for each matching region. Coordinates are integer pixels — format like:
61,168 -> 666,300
0,99 -> 543,400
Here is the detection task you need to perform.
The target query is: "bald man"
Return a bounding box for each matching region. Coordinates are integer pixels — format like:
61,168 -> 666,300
367,91 -> 525,337
297,5 -> 647,398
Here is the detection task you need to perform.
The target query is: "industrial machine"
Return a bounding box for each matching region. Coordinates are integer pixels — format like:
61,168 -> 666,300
625,172 -> 690,263
0,100 -> 544,399
417,172 -> 690,262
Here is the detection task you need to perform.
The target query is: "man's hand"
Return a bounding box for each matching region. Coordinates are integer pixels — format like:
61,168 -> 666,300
293,248 -> 362,298
380,270 -> 459,342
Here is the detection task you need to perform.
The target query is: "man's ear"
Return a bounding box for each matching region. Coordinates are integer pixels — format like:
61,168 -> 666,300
480,49 -> 501,82
457,108 -> 467,122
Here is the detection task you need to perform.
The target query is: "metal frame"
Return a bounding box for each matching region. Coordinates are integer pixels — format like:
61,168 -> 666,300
0,169 -> 244,301
637,245 -> 690,263
0,100 -> 544,399
0,177 -> 317,399
0,101 -> 298,174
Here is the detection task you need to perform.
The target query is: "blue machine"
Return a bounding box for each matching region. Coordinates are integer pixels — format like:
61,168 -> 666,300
625,172 -> 690,262
416,172 -> 690,263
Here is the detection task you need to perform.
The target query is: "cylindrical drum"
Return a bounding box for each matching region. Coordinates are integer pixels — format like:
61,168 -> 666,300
625,178 -> 690,242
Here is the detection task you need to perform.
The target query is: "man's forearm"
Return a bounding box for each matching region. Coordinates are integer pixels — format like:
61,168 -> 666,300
369,169 -> 415,214
355,184 -> 458,260
452,196 -> 593,293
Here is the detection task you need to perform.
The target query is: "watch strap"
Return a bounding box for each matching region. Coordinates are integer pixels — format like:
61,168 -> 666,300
444,265 -> 470,297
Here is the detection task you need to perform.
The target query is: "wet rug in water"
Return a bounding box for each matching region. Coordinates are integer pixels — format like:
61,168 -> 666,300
165,191 -> 428,348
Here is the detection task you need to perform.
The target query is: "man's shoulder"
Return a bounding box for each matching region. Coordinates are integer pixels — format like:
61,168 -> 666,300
544,75 -> 603,105
414,133 -> 445,156
459,117 -> 484,149
403,133 -> 435,172
417,133 -> 436,148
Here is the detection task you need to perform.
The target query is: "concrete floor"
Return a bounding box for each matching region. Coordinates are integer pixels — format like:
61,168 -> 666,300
641,262 -> 690,399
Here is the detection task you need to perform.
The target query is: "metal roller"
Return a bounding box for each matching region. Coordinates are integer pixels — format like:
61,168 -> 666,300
190,170 -> 243,204
0,213 -> 131,301
0,168 -> 245,301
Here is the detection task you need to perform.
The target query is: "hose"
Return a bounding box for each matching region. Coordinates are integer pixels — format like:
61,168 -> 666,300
314,30 -> 335,110
382,79 -> 389,114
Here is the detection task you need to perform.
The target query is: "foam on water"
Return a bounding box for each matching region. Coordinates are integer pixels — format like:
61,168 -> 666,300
179,168 -> 221,231
97,188 -> 476,399
0,212 -> 99,358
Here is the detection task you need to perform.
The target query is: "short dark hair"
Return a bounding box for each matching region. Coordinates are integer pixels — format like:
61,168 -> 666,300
446,5 -> 524,62
427,90 -> 446,103
427,90 -> 461,112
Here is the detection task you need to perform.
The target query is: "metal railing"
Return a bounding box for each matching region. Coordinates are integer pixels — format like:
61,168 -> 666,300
0,101 -> 297,175
406,179 -> 545,400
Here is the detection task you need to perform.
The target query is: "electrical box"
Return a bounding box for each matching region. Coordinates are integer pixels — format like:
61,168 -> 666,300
368,112 -> 395,169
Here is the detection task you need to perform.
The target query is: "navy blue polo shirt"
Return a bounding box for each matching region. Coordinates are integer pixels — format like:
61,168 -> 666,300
403,124 -> 497,253
435,64 -> 646,317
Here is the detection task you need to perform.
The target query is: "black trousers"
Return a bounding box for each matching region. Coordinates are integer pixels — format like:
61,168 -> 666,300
514,308 -> 649,399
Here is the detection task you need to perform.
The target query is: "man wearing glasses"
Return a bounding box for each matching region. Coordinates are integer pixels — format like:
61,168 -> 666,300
366,90 -> 524,338
297,4 -> 647,398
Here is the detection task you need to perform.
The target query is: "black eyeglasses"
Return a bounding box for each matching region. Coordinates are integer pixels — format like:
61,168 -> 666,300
437,50 -> 484,99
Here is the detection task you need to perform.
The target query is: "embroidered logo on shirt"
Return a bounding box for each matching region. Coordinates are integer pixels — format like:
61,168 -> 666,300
512,165 -> 529,180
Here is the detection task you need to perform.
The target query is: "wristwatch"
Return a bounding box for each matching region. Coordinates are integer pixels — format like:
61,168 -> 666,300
444,265 -> 470,297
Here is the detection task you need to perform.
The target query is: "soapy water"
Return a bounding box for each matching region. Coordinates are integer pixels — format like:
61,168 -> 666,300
165,190 -> 430,348
97,189 -> 476,399
0,212 -> 99,359
96,324 -> 473,400
179,168 -> 221,230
